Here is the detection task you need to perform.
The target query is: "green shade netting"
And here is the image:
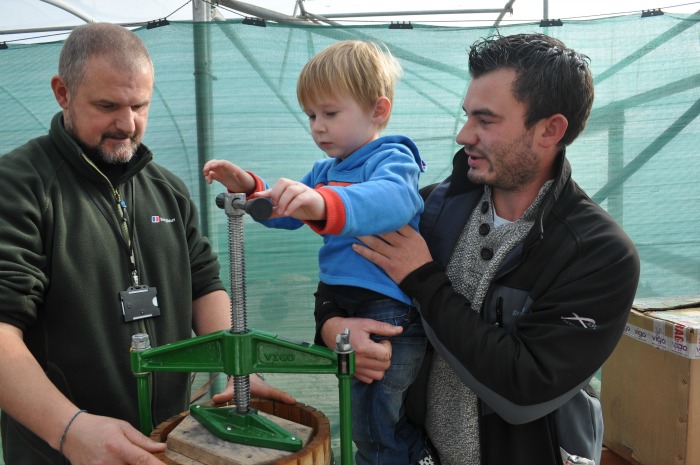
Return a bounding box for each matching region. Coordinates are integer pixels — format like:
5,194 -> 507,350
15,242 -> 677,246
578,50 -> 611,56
1,13 -> 698,457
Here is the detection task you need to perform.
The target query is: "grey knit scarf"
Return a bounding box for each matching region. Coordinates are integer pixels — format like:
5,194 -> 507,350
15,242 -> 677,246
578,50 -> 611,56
426,182 -> 552,465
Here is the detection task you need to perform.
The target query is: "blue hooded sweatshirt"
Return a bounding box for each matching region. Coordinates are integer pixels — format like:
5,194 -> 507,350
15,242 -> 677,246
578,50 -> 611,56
251,135 -> 425,304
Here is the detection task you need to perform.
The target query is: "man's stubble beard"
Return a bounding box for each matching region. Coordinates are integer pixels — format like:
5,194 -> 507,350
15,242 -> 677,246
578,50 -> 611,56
64,113 -> 138,165
466,129 -> 538,191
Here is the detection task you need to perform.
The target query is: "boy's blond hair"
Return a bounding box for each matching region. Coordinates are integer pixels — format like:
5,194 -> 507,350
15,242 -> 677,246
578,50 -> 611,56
297,40 -> 402,131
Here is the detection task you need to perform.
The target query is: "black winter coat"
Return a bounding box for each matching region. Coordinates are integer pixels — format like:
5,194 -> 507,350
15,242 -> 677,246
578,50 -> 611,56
402,149 -> 640,465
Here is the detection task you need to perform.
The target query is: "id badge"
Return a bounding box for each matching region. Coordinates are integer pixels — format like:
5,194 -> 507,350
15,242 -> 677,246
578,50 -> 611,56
120,285 -> 161,322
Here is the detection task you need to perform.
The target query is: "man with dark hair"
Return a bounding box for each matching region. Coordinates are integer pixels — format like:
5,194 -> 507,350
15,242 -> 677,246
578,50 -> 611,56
0,23 -> 293,465
320,33 -> 640,465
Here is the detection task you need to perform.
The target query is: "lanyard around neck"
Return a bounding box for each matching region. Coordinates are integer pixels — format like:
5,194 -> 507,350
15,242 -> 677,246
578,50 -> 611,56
82,154 -> 141,287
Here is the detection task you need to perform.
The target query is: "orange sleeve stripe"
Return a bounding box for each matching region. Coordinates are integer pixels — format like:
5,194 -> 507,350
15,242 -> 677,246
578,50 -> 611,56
249,172 -> 267,199
306,187 -> 345,235
224,171 -> 266,199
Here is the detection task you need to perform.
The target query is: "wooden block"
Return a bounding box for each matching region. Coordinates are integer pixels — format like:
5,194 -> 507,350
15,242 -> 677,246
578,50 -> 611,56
164,449 -> 207,465
166,407 -> 313,465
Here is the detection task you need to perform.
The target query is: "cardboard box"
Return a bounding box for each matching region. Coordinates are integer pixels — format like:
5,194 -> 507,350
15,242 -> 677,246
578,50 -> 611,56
602,296 -> 700,465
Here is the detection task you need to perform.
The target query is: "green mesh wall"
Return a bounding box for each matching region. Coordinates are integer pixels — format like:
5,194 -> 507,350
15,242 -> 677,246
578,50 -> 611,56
1,13 -> 699,458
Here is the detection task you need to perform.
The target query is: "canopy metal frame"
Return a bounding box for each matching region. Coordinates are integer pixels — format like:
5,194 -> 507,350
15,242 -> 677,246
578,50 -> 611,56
0,0 -> 525,36
3,0 -> 697,278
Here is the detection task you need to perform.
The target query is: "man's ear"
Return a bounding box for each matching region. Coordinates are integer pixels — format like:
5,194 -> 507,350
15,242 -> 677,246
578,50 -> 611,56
536,114 -> 568,149
372,96 -> 392,125
51,75 -> 70,109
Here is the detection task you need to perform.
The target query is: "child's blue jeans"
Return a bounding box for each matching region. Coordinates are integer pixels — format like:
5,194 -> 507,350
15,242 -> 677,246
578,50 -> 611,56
315,283 -> 428,465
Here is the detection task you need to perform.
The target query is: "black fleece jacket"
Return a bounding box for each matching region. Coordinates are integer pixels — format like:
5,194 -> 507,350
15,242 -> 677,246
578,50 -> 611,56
0,113 -> 224,463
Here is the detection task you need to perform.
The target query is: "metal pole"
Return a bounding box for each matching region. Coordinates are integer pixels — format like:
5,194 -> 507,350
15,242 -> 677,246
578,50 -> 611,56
218,0 -> 311,24
493,0 -> 516,28
193,0 -> 220,398
38,0 -> 96,23
318,8 -> 510,18
193,0 -> 213,236
131,333 -> 153,434
335,330 -> 354,465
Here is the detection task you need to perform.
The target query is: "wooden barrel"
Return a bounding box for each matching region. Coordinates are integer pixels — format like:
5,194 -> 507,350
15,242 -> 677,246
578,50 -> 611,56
150,399 -> 331,465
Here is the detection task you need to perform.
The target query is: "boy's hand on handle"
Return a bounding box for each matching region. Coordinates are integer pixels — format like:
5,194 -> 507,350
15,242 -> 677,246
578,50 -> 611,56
202,159 -> 256,196
254,178 -> 326,221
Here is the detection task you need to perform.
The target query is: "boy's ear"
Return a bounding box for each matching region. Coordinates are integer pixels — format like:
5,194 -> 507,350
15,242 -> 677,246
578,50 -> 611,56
372,96 -> 392,124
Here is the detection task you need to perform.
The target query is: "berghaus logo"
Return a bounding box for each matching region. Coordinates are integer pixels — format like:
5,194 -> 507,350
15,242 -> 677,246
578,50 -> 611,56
151,215 -> 175,223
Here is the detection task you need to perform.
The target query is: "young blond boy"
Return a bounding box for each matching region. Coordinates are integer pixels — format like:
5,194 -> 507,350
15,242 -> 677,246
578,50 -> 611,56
203,40 -> 434,465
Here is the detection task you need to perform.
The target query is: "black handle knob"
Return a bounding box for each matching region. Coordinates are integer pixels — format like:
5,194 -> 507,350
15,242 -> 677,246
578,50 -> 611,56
215,193 -> 272,221
215,192 -> 227,209
244,197 -> 273,221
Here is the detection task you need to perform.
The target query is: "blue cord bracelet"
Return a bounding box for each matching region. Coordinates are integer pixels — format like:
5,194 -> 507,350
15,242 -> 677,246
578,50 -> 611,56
59,409 -> 87,456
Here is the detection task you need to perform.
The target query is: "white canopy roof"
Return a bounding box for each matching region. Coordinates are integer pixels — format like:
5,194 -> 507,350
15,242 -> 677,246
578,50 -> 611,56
2,0 -> 697,44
